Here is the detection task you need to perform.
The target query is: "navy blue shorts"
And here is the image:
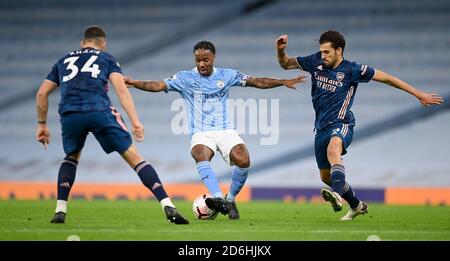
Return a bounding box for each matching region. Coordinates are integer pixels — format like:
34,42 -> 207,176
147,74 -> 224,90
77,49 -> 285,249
314,123 -> 354,169
60,106 -> 132,155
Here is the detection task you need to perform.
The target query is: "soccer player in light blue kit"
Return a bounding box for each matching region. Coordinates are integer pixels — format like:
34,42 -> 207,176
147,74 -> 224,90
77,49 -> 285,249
36,26 -> 188,224
276,31 -> 443,220
126,41 -> 305,219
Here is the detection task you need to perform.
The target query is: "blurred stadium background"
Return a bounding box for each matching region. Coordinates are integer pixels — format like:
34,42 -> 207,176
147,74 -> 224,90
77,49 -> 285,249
0,0 -> 449,205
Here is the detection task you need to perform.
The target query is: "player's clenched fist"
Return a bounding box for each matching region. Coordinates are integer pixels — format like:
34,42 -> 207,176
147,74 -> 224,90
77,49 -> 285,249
276,34 -> 288,50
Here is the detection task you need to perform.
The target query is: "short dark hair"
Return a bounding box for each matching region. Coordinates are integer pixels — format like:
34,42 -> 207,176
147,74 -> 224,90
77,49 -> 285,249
193,40 -> 216,54
84,25 -> 106,40
319,30 -> 345,52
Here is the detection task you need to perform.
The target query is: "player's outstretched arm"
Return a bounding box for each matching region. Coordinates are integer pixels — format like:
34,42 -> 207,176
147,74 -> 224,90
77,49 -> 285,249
372,69 -> 444,107
35,79 -> 58,149
246,75 -> 306,89
110,72 -> 144,142
124,77 -> 167,92
276,34 -> 301,70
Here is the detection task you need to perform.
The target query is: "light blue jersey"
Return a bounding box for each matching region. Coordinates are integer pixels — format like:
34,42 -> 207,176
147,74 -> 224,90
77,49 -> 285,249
164,67 -> 249,135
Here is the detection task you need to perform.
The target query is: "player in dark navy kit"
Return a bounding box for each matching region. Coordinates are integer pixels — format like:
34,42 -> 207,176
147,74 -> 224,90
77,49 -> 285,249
275,30 -> 443,220
35,26 -> 188,224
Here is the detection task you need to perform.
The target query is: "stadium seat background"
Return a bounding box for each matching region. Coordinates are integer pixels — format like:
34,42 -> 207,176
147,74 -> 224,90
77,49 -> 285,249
0,0 -> 449,189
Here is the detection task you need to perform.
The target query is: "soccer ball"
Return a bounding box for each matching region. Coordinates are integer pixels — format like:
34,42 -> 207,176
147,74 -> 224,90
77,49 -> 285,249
192,193 -> 219,220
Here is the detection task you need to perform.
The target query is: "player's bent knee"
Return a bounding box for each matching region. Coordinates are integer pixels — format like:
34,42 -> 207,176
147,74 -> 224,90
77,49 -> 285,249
191,145 -> 213,162
235,158 -> 250,168
232,154 -> 250,168
230,144 -> 250,168
326,146 -> 341,161
327,137 -> 343,156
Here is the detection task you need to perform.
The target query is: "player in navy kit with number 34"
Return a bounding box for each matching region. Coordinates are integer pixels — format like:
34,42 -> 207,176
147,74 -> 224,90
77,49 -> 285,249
276,31 -> 443,220
35,26 -> 188,224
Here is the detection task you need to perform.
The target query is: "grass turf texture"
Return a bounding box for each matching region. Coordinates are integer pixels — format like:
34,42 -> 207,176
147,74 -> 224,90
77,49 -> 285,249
0,200 -> 449,240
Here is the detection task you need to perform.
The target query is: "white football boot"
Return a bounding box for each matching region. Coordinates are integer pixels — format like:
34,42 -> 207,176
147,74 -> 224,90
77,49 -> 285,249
340,201 -> 369,221
321,188 -> 343,212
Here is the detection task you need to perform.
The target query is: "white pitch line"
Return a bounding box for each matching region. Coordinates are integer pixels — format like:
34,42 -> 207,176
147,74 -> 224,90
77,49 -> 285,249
1,228 -> 449,235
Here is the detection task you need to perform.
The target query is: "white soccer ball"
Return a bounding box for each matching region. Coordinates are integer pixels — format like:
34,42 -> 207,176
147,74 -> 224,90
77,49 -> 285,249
192,193 -> 219,220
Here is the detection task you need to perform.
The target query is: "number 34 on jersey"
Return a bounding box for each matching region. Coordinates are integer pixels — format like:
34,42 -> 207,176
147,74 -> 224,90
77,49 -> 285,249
63,49 -> 102,82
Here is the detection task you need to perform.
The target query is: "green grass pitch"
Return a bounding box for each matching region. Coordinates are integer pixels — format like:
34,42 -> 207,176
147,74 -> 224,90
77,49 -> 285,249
0,200 -> 449,240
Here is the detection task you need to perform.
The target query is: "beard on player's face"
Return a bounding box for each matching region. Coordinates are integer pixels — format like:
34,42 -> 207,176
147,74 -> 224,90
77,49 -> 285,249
321,51 -> 337,68
323,56 -> 337,68
320,43 -> 342,68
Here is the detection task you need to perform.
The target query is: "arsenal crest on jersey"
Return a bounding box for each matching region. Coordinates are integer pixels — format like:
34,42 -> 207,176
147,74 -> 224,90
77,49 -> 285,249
336,72 -> 345,82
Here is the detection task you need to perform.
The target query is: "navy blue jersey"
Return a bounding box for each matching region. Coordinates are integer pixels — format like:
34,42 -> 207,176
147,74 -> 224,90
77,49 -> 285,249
296,52 -> 375,131
46,47 -> 122,115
